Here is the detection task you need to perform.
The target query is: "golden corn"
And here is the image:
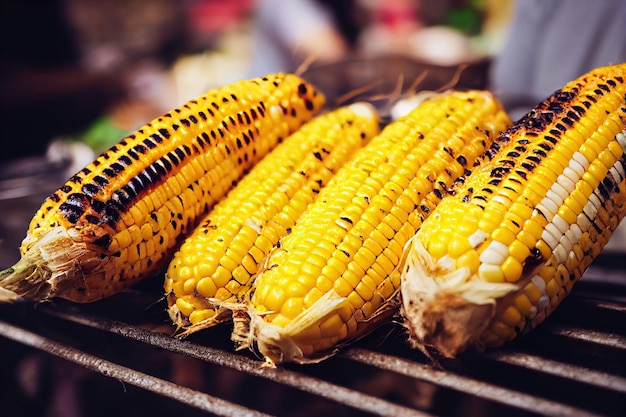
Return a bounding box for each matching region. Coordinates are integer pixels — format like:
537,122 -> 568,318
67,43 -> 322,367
232,90 -> 512,365
164,102 -> 381,334
0,73 -> 324,303
400,63 -> 626,358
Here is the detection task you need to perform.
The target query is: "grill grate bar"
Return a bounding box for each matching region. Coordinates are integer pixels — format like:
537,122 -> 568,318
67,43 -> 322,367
0,321 -> 272,417
546,325 -> 626,349
483,350 -> 626,393
340,348 -> 606,417
40,306 -> 428,417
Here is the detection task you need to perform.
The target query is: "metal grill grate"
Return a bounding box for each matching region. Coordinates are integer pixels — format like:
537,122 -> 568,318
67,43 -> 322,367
1,253 -> 624,417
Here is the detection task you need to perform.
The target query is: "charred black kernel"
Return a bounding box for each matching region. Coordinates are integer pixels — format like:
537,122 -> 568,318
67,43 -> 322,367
222,96 -> 229,103
123,182 -> 138,198
598,181 -> 610,200
593,88 -> 604,96
102,153 -> 111,160
433,188 -> 442,199
172,124 -> 180,131
230,93 -> 238,101
548,101 -> 563,112
103,168 -> 115,177
181,118 -> 191,127
290,108 -> 296,117
168,151 -> 180,167
201,132 -> 211,145
525,132 -> 539,137
313,151 -> 323,161
91,199 -> 106,213
507,151 -> 521,158
340,249 -> 351,258
533,148 -> 547,158
615,76 -> 623,83
243,112 -> 251,124
298,83 -> 308,95
85,214 -> 100,225
236,138 -> 243,149
420,204 -> 430,213
143,138 -> 157,149
111,162 -> 125,173
481,187 -> 494,194
488,178 -> 501,186
69,175 -> 82,184
198,111 -> 207,121
243,153 -> 249,162
237,113 -> 244,125
598,83 -> 610,92
521,162 -> 536,171
544,136 -> 557,145
118,155 -> 132,166
210,130 -> 217,140
418,133 -> 424,139
92,234 -> 111,248
606,78 -> 616,87
473,194 -> 488,202
518,139 -> 530,145
340,216 -> 353,224
304,99 -> 314,111
515,146 -> 527,153
218,128 -> 225,138
109,145 -> 119,153
509,177 -> 522,185
491,166 -> 510,177
562,117 -> 574,127
503,159 -> 516,167
257,104 -> 265,117
182,145 -> 191,156
113,189 -> 132,207
189,115 -> 198,124
549,128 -> 562,136
154,161 -> 167,177
250,108 -> 258,120
572,105 -> 586,115
225,145 -> 231,155
81,167 -> 92,175
59,193 -> 89,223
50,193 -> 61,203
61,185 -> 73,193
175,148 -> 186,160
134,144 -> 147,154
150,133 -> 162,144
92,160 -> 101,167
82,183 -> 100,196
555,123 -> 567,132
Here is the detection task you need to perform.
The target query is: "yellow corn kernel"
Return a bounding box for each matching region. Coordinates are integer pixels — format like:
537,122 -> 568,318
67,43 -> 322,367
1,73 -> 324,304
234,89 -> 512,365
401,62 -> 626,358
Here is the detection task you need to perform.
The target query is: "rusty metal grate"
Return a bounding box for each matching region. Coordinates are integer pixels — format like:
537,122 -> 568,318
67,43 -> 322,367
1,252 -> 624,417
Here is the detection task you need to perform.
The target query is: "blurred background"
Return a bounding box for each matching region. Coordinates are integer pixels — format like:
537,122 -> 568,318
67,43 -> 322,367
0,1 -> 625,416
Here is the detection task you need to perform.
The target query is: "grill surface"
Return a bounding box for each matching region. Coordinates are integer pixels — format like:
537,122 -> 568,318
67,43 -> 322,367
0,252 -> 624,417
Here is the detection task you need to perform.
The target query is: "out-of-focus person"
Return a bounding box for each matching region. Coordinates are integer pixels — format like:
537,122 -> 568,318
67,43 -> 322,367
246,0 -> 350,77
489,0 -> 626,110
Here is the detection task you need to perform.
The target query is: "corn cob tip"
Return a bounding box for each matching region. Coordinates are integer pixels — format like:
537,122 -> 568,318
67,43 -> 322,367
0,226 -> 109,303
231,290 -> 347,366
399,236 -> 520,358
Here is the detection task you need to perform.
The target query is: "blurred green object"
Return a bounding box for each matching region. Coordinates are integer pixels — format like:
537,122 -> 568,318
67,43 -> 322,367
79,116 -> 128,154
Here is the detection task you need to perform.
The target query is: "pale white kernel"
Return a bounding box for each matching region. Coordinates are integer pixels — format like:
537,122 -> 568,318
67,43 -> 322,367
558,172 -> 577,192
552,214 -> 570,235
479,240 -> 509,264
614,160 -> 625,180
572,152 -> 590,170
583,200 -> 598,220
588,192 -> 602,211
529,305 -> 538,319
615,130 -> 626,150
568,157 -> 585,178
550,182 -> 569,202
543,222 -> 562,249
536,295 -> 550,312
469,229 -> 488,248
553,243 -> 569,264
531,275 -> 547,294
577,212 -> 591,230
478,262 -> 502,280
608,165 -> 623,184
569,223 -> 582,241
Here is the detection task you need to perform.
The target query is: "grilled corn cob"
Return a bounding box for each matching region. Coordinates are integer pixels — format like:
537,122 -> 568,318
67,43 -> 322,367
400,63 -> 626,358
165,102 -> 381,334
232,90 -> 512,365
0,73 -> 324,303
